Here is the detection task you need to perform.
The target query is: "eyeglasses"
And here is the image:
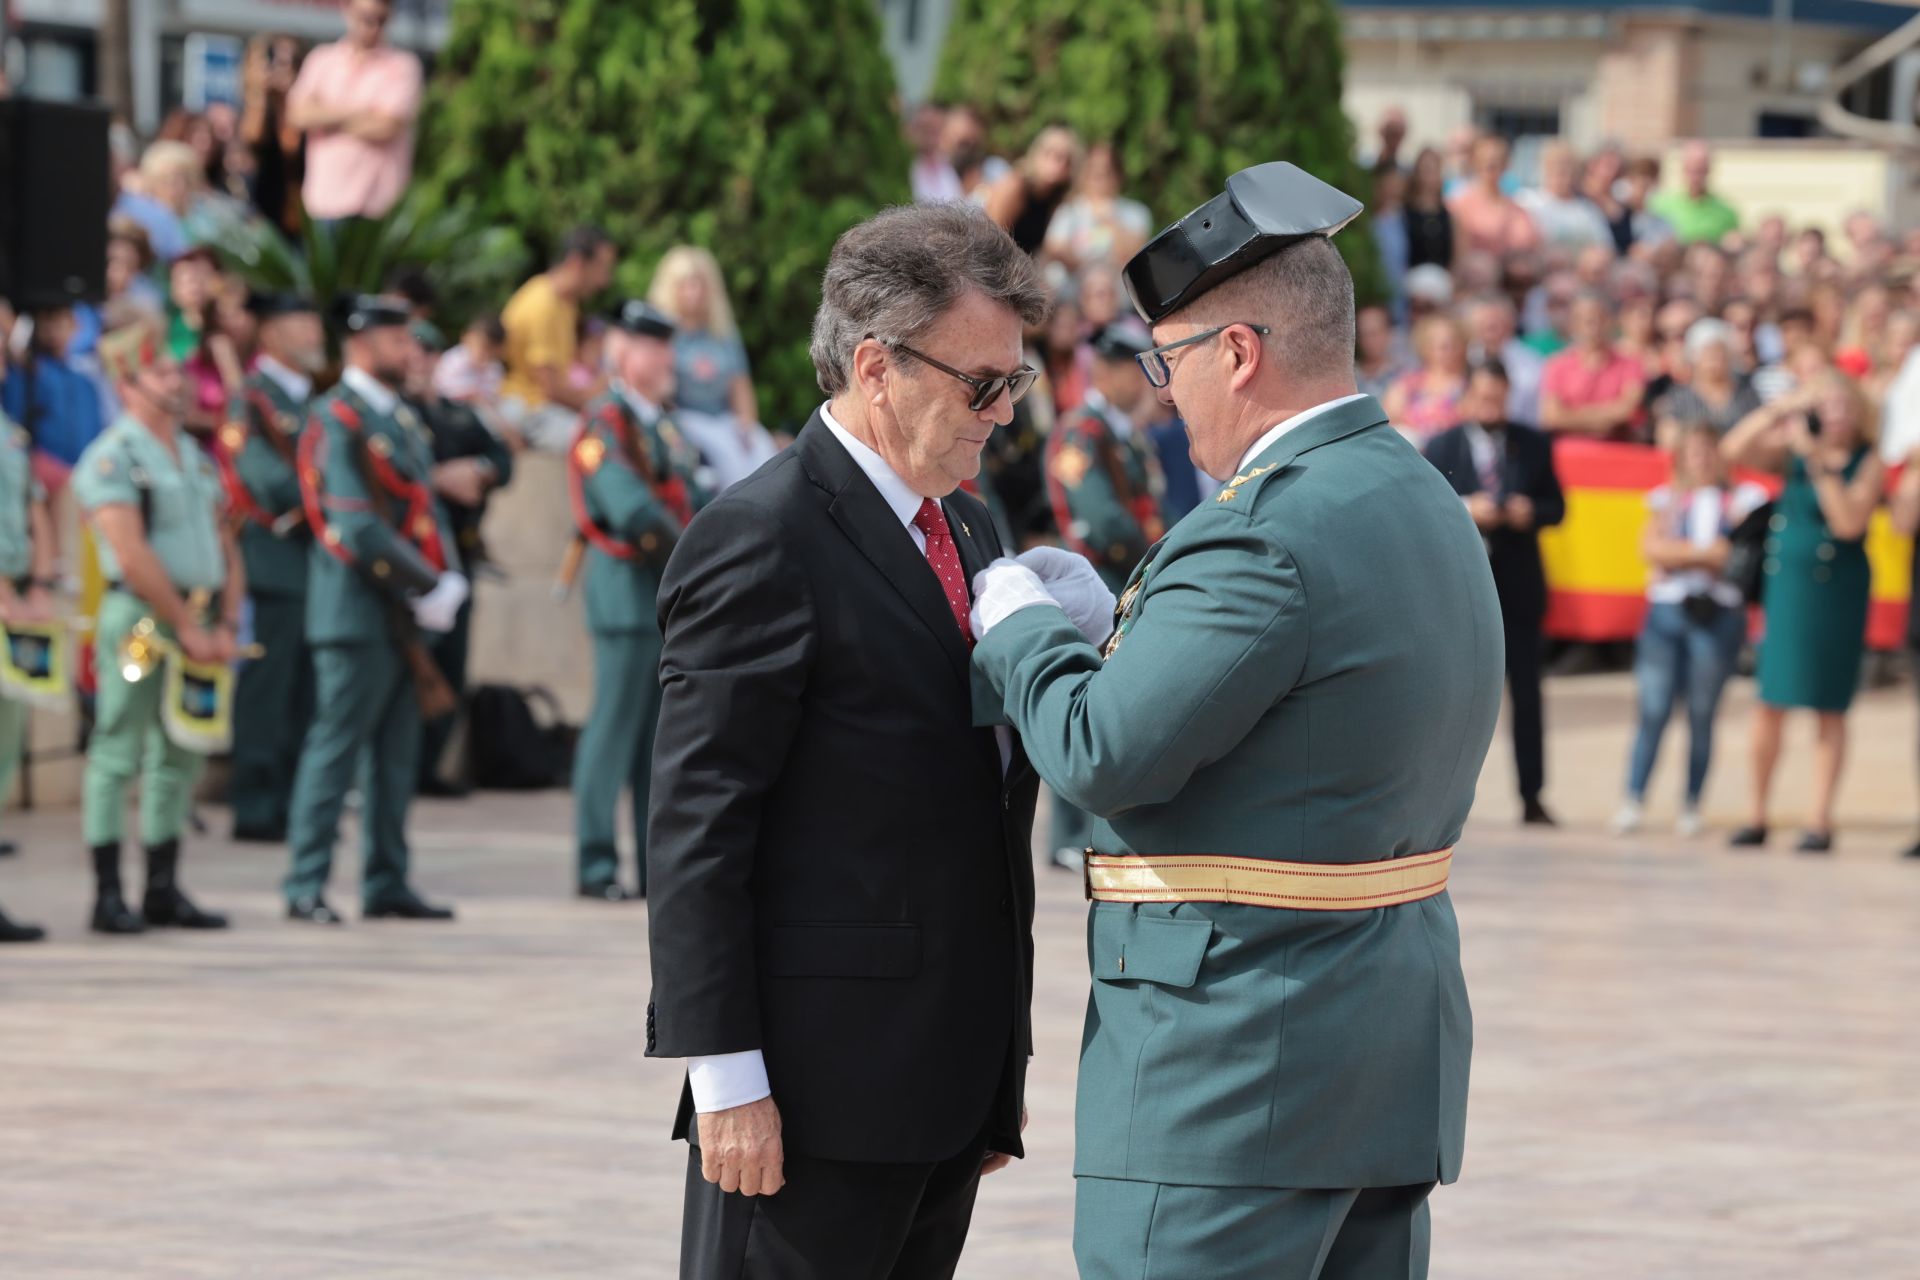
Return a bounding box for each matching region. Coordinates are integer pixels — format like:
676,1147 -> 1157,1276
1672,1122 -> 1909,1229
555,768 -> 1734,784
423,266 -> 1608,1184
885,340 -> 1038,411
1135,323 -> 1272,389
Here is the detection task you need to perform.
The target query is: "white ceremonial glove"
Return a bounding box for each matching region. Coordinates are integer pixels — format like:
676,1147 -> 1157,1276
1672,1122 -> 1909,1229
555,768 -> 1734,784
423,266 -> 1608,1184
969,559 -> 1060,642
1015,546 -> 1117,646
412,571 -> 470,634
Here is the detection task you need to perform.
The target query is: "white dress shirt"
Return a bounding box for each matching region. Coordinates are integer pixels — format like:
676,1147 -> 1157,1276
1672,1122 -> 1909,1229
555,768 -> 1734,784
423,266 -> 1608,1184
339,365 -> 399,416
685,403 -> 1011,1115
1233,393 -> 1370,476
254,355 -> 313,405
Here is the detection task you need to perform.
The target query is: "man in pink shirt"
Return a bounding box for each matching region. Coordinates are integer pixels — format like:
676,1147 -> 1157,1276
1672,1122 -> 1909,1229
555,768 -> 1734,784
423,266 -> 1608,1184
287,0 -> 422,224
1540,292 -> 1648,441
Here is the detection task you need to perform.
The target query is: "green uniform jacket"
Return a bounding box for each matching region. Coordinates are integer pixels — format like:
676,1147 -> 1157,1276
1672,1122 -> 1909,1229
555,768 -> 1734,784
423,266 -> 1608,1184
1046,391 -> 1166,591
223,369 -> 311,599
299,379 -> 460,646
73,414 -> 228,590
572,389 -> 708,635
975,395 -> 1504,1190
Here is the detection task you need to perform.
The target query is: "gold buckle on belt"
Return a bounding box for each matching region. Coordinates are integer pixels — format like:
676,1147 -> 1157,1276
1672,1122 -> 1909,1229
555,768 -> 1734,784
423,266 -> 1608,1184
1085,848 -> 1453,911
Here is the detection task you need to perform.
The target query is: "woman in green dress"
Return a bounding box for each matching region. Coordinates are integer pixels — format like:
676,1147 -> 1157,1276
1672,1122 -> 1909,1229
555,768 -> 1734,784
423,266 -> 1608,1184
1721,372 -> 1884,853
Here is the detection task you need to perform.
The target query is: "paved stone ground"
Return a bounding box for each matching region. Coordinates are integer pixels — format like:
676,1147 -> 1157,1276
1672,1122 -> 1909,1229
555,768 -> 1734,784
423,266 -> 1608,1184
1,672 -> 1918,1278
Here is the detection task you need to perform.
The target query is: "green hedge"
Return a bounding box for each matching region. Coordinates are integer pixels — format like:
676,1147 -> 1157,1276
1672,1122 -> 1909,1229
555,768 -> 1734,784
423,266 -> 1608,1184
415,0 -> 911,430
932,0 -> 1384,303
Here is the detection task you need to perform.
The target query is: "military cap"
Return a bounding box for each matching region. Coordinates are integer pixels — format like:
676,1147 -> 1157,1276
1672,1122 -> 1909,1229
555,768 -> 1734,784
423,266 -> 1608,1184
1087,318 -> 1154,363
1122,162 -> 1364,325
338,293 -> 412,333
612,299 -> 677,341
409,320 -> 448,353
97,320 -> 167,383
246,291 -> 320,319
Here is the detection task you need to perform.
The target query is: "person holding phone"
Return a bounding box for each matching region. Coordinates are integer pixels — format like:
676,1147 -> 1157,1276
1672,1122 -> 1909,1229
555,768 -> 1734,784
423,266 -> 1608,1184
1720,374 -> 1883,853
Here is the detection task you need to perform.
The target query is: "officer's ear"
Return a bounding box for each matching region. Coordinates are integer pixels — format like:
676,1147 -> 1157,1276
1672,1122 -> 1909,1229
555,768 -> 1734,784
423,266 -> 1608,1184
851,338 -> 892,408
1222,322 -> 1264,394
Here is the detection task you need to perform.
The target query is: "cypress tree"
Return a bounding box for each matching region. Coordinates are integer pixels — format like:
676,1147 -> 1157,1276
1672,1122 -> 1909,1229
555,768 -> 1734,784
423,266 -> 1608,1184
417,0 -> 911,428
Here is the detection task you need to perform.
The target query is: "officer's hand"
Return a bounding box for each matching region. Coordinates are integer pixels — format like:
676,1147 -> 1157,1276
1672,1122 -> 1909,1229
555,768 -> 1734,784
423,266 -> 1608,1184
969,559 -> 1059,642
177,623 -> 221,665
697,1096 -> 785,1198
17,585 -> 55,624
1466,493 -> 1502,531
208,623 -> 239,665
980,1105 -> 1028,1177
1015,547 -> 1117,646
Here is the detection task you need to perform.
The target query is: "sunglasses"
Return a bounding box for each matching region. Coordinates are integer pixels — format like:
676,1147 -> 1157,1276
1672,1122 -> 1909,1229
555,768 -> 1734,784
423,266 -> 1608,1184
1135,323 -> 1271,389
886,340 -> 1038,411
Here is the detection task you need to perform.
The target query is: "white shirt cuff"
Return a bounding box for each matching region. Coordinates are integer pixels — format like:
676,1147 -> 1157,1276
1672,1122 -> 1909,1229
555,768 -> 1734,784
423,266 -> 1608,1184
687,1050 -> 772,1114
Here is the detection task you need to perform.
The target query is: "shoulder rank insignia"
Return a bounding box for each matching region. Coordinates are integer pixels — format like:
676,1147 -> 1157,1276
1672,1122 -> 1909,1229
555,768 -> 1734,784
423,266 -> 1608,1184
575,435 -> 606,475
218,421 -> 247,453
1216,462 -> 1276,503
1051,445 -> 1091,489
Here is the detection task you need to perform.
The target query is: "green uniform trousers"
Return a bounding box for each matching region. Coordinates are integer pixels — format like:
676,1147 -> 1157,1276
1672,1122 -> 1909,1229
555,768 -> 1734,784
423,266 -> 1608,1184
417,598 -> 471,789
283,642 -> 421,907
572,629 -> 662,890
83,593 -> 206,847
1075,1178 -> 1433,1280
0,694 -> 26,826
230,593 -> 314,834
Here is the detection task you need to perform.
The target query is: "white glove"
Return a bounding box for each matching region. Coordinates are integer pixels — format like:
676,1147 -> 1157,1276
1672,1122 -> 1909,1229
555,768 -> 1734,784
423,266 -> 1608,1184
412,571 -> 469,634
1015,546 -> 1117,646
968,559 -> 1059,641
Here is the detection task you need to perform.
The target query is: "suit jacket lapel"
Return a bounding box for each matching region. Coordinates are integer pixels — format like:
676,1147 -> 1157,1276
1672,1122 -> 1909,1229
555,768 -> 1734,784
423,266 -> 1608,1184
800,417 -> 971,688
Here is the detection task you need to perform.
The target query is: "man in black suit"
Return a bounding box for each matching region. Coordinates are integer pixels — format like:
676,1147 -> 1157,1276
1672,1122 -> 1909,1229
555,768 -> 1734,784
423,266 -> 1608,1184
1424,359 -> 1567,825
646,203 -> 1058,1279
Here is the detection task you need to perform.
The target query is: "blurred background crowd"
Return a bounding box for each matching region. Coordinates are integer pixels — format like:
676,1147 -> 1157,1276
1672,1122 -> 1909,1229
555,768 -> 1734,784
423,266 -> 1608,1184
4,0 -> 1920,893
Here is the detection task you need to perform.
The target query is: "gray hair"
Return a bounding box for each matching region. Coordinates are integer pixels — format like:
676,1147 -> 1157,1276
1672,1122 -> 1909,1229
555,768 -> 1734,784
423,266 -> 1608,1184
1684,317 -> 1733,361
1187,236 -> 1357,379
810,204 -> 1051,396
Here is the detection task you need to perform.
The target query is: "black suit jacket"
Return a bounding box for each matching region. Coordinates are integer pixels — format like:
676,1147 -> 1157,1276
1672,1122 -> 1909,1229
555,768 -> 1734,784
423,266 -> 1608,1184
645,412 -> 1040,1166
1424,420 -> 1566,620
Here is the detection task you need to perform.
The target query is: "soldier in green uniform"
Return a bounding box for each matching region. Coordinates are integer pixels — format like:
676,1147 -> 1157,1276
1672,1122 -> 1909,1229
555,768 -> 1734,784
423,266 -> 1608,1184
75,323 -> 244,935
282,296 -> 465,925
1041,320 -> 1167,873
970,164 -> 1505,1279
568,300 -> 707,901
0,400 -> 55,943
402,321 -> 513,795
217,292 -> 323,842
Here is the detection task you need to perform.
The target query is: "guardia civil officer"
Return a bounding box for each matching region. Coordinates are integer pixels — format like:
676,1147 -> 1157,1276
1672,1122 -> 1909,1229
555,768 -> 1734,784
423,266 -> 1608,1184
0,395 -> 55,942
970,163 -> 1505,1279
74,323 -> 244,934
569,300 -> 706,900
1040,318 -> 1166,872
217,292 -> 323,843
282,296 -> 465,924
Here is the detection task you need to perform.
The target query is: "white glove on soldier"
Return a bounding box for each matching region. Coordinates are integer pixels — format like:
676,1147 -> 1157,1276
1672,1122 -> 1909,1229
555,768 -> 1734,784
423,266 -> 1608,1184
1015,546 -> 1117,646
969,559 -> 1059,642
412,571 -> 470,634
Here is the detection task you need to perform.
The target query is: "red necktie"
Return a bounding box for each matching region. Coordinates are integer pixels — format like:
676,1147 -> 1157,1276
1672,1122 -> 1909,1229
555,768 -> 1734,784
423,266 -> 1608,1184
913,498 -> 973,647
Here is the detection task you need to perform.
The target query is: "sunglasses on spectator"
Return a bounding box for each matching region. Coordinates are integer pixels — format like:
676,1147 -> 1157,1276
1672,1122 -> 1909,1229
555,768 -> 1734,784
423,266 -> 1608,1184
1136,323 -> 1272,389
884,340 -> 1038,411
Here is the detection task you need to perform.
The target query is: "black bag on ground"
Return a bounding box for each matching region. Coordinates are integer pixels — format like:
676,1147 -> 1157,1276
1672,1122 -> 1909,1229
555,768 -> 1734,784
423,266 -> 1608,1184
1721,500 -> 1774,606
465,684 -> 577,790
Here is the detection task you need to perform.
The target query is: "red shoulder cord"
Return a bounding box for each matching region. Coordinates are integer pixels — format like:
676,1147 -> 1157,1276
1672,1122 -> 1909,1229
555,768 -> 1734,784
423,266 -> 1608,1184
213,416 -> 273,529
1044,417 -> 1099,562
567,408 -> 637,561
300,408 -> 356,566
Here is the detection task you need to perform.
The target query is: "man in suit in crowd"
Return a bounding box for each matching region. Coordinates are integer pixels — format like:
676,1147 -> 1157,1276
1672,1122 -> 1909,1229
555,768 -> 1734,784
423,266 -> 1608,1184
645,203 -> 1052,1278
1425,358 -> 1567,825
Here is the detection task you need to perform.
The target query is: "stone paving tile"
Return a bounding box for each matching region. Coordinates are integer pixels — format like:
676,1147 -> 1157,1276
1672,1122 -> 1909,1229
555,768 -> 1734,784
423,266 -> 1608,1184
1,673 -> 1917,1278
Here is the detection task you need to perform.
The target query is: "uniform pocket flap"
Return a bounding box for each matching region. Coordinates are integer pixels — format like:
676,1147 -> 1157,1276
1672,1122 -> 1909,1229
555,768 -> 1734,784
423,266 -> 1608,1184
1091,910 -> 1211,988
766,923 -> 922,979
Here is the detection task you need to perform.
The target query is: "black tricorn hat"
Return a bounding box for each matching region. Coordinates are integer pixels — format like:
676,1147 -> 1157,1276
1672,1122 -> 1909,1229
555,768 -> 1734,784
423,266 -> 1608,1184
245,291 -> 320,319
336,293 -> 412,333
1122,162 -> 1363,325
612,298 -> 677,340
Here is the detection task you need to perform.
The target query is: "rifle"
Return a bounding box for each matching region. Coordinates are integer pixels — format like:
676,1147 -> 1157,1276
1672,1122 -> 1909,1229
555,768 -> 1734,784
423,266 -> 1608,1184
347,430 -> 459,721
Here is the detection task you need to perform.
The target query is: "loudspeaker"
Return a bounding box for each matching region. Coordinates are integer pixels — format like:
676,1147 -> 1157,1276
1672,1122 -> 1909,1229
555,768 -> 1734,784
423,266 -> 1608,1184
0,98 -> 110,310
